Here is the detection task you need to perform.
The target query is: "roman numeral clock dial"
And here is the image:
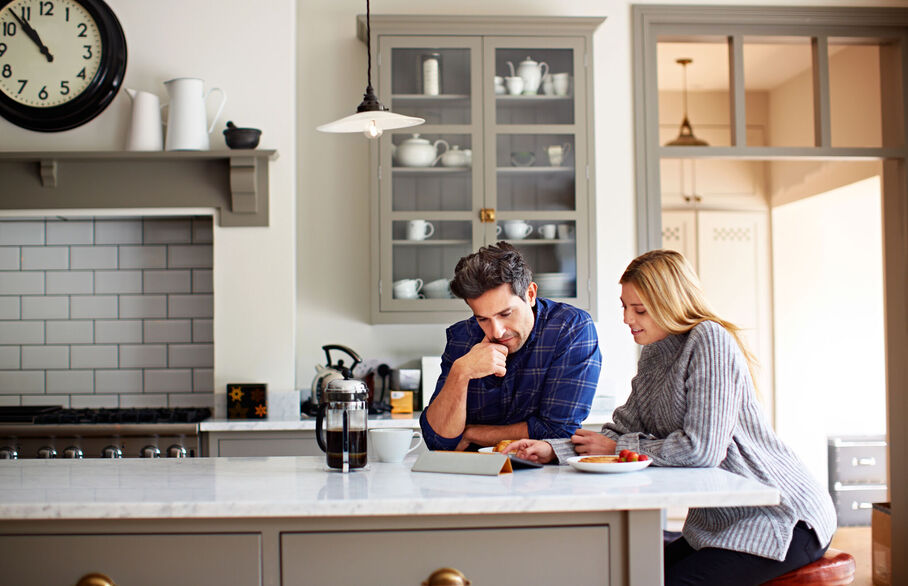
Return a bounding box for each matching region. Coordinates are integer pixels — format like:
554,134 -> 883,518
0,0 -> 125,131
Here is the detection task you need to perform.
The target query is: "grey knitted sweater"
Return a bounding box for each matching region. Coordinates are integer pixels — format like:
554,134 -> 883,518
550,320 -> 837,561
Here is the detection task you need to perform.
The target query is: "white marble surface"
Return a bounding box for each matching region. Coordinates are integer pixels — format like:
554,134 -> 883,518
0,456 -> 778,520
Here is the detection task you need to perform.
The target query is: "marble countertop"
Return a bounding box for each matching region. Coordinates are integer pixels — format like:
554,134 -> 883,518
0,456 -> 778,520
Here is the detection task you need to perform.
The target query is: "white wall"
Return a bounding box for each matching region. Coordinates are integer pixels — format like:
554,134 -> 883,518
772,176 -> 886,486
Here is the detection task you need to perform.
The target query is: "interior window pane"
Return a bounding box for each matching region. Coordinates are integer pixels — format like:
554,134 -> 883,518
829,38 -> 884,148
658,40 -> 730,147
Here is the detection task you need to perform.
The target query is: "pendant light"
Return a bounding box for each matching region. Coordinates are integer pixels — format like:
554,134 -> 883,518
317,0 -> 424,139
666,58 -> 708,147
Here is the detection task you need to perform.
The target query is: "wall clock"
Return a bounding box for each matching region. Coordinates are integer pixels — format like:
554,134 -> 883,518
0,0 -> 126,131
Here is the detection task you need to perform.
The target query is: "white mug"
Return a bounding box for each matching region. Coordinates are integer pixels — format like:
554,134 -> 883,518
423,278 -> 451,299
505,76 -> 524,96
502,220 -> 533,240
393,278 -> 423,299
370,428 -> 423,463
547,143 -> 571,167
552,72 -> 570,97
537,224 -> 557,239
541,74 -> 555,96
406,219 -> 435,241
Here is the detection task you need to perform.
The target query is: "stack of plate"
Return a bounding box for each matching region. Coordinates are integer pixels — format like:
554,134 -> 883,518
534,272 -> 575,297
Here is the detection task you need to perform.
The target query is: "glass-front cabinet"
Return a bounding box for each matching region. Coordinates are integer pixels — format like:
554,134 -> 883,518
366,17 -> 603,323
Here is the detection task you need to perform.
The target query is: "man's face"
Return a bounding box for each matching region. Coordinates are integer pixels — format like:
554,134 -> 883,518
465,283 -> 538,354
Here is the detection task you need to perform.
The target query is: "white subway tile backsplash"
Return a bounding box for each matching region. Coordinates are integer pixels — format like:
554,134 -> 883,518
0,395 -> 19,405
0,272 -> 44,295
168,245 -> 213,268
70,394 -> 120,408
21,296 -> 69,319
0,221 -> 44,245
120,393 -> 168,407
22,345 -> 70,369
169,294 -> 213,318
0,321 -> 44,344
0,346 -> 20,369
168,344 -> 213,368
192,218 -> 213,243
192,269 -> 213,293
95,270 -> 142,294
21,246 -> 69,270
0,297 -> 21,319
46,320 -> 93,344
0,247 -> 20,269
70,345 -> 118,369
0,370 -> 44,393
193,368 -> 213,392
23,394 -> 70,407
144,269 -> 191,294
145,369 -> 192,392
167,392 -> 213,408
119,245 -> 166,269
119,295 -> 167,318
144,219 -> 191,244
95,369 -> 142,393
46,271 -> 93,294
95,220 -> 142,244
144,319 -> 191,343
70,295 -> 117,319
120,344 -> 166,368
46,370 -> 93,393
71,246 -> 118,269
95,320 -> 142,344
192,319 -> 213,343
46,220 -> 93,245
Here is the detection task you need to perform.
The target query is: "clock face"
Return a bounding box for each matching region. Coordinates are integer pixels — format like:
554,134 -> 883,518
0,0 -> 125,131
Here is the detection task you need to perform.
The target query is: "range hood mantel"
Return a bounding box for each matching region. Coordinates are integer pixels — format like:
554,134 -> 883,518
0,150 -> 278,227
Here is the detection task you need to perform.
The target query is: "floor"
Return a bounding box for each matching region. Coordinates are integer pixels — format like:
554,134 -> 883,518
829,526 -> 872,585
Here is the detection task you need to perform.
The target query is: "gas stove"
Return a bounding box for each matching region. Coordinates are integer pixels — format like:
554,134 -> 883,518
0,406 -> 211,459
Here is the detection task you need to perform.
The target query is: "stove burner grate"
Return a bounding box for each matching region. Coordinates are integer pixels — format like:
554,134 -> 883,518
30,407 -> 212,425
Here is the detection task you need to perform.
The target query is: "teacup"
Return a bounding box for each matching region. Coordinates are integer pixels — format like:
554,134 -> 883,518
494,75 -> 506,95
537,224 -> 557,239
406,219 -> 435,241
505,76 -> 524,96
423,278 -> 452,299
546,143 -> 571,167
370,428 -> 423,463
552,72 -> 570,96
541,73 -> 555,96
501,220 -> 533,240
393,278 -> 423,299
510,151 -> 536,167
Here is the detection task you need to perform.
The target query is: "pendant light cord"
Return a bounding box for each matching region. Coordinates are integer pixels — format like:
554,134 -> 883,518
365,0 -> 373,91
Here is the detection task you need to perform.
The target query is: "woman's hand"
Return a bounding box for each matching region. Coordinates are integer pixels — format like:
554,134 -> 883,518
570,429 -> 617,455
501,439 -> 555,464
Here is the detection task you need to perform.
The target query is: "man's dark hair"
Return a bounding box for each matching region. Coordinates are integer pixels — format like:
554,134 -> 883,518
449,241 -> 533,301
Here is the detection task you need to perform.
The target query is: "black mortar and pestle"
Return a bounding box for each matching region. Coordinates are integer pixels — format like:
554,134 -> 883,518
223,121 -> 262,149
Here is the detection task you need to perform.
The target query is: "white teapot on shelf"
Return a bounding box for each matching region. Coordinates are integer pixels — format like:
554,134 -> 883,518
507,56 -> 549,95
439,145 -> 470,167
396,134 -> 449,167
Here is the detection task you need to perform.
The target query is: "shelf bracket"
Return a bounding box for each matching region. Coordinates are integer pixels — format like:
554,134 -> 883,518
40,159 -> 58,188
229,156 -> 258,214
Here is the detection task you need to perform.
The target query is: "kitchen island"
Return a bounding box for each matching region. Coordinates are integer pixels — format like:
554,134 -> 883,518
0,456 -> 778,586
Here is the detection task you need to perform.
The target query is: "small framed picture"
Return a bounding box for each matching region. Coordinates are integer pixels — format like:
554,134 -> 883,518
227,383 -> 267,419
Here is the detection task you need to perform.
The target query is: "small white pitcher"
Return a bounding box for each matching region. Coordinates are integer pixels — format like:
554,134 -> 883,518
125,88 -> 163,151
163,77 -> 227,151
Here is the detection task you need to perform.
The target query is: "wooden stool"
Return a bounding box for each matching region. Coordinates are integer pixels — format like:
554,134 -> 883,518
762,548 -> 855,585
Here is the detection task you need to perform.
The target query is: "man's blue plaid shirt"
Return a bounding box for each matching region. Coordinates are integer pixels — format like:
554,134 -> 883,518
420,297 -> 601,450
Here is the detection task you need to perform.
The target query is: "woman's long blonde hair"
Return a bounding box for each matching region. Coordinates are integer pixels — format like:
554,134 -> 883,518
620,249 -> 760,391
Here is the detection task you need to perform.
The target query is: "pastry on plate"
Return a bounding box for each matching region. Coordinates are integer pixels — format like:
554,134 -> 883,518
579,455 -> 621,464
492,439 -> 516,452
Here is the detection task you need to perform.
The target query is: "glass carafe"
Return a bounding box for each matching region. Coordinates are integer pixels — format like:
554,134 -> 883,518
315,378 -> 369,472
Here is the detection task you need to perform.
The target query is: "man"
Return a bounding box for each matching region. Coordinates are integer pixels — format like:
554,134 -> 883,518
420,242 -> 601,451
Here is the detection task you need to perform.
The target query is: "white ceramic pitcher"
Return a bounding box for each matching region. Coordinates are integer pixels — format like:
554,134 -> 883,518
125,88 -> 163,151
163,78 -> 227,151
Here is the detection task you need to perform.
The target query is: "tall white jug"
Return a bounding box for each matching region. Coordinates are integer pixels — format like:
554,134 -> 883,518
163,77 -> 227,151
125,88 -> 163,151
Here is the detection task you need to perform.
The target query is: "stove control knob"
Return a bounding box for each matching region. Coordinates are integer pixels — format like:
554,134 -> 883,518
0,446 -> 18,460
37,446 -> 58,459
141,445 -> 162,458
167,444 -> 188,458
102,445 -> 123,458
63,446 -> 84,459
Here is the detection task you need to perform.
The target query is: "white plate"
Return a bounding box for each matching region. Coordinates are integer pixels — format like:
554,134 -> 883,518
566,455 -> 652,474
478,447 -> 495,453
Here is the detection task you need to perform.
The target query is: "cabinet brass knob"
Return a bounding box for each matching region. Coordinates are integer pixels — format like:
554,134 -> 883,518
75,573 -> 117,586
479,208 -> 495,223
422,567 -> 471,586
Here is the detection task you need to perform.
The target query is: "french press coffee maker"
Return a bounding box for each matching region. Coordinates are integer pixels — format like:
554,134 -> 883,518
315,378 -> 369,472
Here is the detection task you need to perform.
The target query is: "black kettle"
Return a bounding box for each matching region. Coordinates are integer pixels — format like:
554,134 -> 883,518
302,344 -> 362,416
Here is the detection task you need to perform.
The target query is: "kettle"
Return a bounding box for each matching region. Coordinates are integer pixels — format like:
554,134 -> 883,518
315,377 -> 369,472
304,344 -> 363,416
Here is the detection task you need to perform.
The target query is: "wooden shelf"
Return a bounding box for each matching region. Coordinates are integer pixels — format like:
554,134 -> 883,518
0,150 -> 279,227
392,94 -> 471,101
392,166 -> 471,173
392,239 -> 471,246
497,166 -> 574,174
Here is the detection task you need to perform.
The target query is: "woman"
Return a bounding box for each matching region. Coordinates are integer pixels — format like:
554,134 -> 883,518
504,249 -> 837,585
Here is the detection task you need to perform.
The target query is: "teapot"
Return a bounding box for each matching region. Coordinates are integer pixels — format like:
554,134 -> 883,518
396,134 -> 448,167
163,77 -> 226,151
439,145 -> 469,167
507,56 -> 549,95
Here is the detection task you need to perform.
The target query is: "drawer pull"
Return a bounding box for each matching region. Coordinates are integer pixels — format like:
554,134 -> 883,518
423,567 -> 471,586
851,501 -> 873,510
76,573 -> 117,586
851,457 -> 876,467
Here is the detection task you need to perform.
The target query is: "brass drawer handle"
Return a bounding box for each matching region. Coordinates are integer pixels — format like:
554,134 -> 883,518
76,573 -> 117,586
480,208 -> 495,223
423,567 -> 471,586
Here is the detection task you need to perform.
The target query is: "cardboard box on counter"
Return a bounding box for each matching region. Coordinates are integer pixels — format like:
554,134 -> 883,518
872,501 -> 891,585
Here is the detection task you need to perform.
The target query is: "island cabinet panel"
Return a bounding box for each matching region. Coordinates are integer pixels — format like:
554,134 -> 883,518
0,533 -> 262,585
205,430 -> 322,457
281,525 -> 610,585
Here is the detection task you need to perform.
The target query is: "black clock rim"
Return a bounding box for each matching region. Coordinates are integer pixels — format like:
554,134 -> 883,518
0,0 -> 127,132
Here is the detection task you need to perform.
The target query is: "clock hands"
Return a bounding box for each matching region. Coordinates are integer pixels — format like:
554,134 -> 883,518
8,9 -> 54,63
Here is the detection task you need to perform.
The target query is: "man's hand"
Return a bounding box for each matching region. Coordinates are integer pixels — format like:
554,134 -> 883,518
570,429 -> 617,455
453,338 -> 508,379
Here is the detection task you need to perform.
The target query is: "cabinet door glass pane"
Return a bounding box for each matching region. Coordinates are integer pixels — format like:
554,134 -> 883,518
392,228 -> 473,299
495,48 -> 574,125
829,38 -> 886,148
392,133 -> 473,212
505,224 -> 577,299
496,134 -> 575,212
391,48 -> 471,125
